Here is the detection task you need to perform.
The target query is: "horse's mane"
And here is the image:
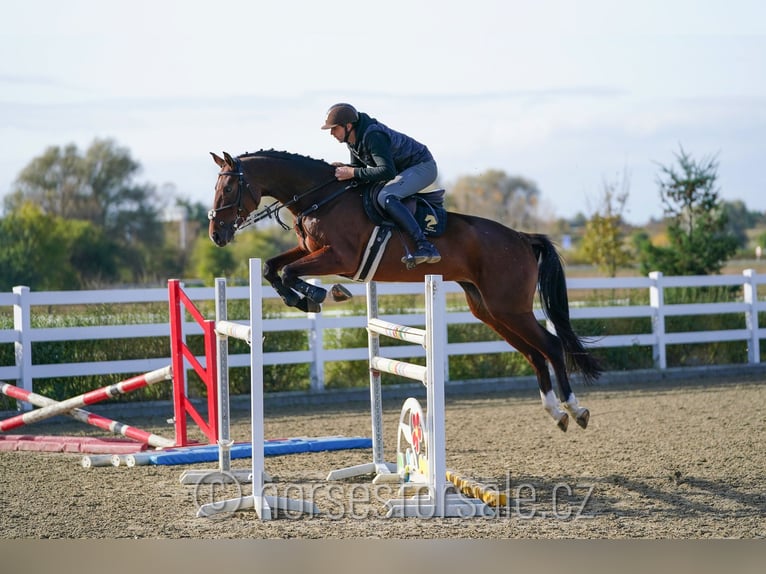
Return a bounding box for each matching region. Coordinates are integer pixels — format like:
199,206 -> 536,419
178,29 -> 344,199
239,149 -> 331,169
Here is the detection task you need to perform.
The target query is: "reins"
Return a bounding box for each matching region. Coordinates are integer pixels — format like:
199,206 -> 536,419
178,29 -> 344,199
240,176 -> 342,232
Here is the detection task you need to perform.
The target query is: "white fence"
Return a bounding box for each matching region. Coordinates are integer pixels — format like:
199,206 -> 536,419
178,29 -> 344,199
1,270 -> 765,399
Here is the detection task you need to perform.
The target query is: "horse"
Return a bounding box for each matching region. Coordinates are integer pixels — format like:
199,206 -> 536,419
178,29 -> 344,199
208,149 -> 600,431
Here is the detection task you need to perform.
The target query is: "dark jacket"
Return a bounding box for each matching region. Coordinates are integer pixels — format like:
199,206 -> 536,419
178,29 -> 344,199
347,112 -> 433,182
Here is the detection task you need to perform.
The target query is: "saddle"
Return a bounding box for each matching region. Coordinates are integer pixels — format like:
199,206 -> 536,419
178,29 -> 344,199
359,182 -> 448,237
349,183 -> 448,281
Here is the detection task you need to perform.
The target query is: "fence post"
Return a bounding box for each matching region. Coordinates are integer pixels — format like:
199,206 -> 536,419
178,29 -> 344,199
743,269 -> 760,364
649,271 -> 667,369
308,279 -> 325,392
12,286 -> 32,411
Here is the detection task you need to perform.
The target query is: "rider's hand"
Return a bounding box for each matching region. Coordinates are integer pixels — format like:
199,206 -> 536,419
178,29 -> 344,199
334,166 -> 355,181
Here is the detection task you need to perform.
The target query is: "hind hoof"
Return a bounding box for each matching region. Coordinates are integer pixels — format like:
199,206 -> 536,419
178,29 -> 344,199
556,413 -> 569,432
575,409 -> 590,429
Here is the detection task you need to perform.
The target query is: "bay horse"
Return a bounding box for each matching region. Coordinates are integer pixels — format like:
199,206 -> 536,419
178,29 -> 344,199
208,150 -> 600,431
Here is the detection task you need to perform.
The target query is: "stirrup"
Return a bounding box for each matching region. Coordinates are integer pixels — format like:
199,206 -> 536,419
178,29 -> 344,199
401,244 -> 441,268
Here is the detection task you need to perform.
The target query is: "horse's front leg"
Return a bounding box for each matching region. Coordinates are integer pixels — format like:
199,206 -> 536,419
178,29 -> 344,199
264,248 -> 307,309
286,278 -> 327,305
281,247 -> 352,312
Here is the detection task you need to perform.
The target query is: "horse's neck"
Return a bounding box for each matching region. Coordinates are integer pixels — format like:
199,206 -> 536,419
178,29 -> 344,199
242,156 -> 334,202
241,156 -> 342,218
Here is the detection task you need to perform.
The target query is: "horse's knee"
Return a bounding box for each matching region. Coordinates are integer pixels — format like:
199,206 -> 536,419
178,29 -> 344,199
263,261 -> 280,283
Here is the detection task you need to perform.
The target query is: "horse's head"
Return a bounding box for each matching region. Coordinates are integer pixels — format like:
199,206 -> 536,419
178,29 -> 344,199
208,151 -> 261,246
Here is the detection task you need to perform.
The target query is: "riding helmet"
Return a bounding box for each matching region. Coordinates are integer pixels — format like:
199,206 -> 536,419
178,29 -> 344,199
321,103 -> 359,129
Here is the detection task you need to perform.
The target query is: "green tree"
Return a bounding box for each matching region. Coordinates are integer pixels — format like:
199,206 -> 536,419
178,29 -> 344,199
579,173 -> 633,276
191,235 -> 237,284
4,139 -> 167,285
637,147 -> 738,275
720,200 -> 759,249
0,202 -> 113,290
448,170 -> 541,230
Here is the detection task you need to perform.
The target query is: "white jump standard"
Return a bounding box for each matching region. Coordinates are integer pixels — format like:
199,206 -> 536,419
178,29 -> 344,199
329,275 -> 493,518
194,258 -> 318,520
178,277 -> 255,486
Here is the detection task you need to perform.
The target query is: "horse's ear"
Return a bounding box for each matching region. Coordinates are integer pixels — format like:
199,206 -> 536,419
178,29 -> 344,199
223,151 -> 235,167
211,152 -> 226,168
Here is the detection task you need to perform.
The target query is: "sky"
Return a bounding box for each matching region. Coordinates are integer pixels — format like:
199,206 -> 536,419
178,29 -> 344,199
1,0 -> 764,225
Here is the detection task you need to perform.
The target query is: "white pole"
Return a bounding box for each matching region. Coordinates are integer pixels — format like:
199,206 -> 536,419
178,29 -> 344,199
249,258 -> 269,519
215,277 -> 232,473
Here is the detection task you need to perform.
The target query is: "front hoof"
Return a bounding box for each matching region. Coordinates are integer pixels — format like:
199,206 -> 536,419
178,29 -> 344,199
575,409 -> 590,429
556,413 -> 569,432
331,284 -> 353,302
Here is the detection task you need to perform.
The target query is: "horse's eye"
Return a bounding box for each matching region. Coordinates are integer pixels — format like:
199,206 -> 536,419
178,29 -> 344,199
225,185 -> 232,194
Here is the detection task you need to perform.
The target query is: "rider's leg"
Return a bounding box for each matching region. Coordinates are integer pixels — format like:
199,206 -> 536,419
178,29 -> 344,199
378,160 -> 441,266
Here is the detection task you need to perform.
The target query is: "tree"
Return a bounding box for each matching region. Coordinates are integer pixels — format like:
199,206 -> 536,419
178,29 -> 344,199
720,200 -> 759,250
579,172 -> 633,276
190,235 -> 237,284
637,147 -> 738,275
0,202 -> 116,290
448,170 -> 541,230
4,139 -> 167,285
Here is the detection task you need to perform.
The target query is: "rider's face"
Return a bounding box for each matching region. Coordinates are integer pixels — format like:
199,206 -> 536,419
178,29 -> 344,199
330,124 -> 354,143
329,125 -> 345,142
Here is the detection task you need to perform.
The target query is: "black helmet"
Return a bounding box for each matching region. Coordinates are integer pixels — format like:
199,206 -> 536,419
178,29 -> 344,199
321,103 -> 358,129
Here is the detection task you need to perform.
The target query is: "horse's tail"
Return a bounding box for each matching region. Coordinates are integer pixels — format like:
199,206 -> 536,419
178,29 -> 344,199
530,234 -> 602,384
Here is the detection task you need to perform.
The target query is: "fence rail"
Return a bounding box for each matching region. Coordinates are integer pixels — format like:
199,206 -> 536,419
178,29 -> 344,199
1,270 -> 765,400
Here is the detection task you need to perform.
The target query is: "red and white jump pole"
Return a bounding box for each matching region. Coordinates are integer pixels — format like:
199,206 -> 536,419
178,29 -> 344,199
0,366 -> 172,433
0,380 -> 174,449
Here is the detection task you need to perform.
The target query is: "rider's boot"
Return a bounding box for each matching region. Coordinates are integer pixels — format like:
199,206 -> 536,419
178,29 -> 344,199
383,196 -> 441,266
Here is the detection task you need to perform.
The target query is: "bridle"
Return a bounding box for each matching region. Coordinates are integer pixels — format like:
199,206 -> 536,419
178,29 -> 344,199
208,156 -> 346,234
207,158 -> 257,234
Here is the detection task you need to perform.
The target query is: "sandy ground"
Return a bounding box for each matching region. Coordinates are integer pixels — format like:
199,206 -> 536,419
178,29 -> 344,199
1,376 -> 764,539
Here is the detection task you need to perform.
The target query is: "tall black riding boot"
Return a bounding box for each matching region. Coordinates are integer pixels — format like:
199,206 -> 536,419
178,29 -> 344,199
383,196 -> 441,266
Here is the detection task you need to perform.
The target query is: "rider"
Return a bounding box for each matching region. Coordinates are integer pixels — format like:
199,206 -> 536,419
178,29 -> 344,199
321,103 -> 441,266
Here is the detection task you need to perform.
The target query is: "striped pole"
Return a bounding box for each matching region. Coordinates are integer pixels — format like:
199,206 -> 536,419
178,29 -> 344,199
446,470 -> 508,507
0,366 -> 172,433
0,380 -> 175,449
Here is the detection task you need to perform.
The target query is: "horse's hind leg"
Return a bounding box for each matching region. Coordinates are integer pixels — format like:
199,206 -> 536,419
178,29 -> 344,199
539,328 -> 590,429
460,282 -> 570,431
507,332 -> 571,431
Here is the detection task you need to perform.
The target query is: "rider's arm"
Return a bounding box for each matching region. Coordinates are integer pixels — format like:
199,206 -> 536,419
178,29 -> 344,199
352,131 -> 396,182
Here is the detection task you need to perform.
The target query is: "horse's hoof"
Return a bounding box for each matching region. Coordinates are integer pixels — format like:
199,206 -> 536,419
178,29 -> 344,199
331,284 -> 353,302
556,413 -> 569,432
575,409 -> 589,429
